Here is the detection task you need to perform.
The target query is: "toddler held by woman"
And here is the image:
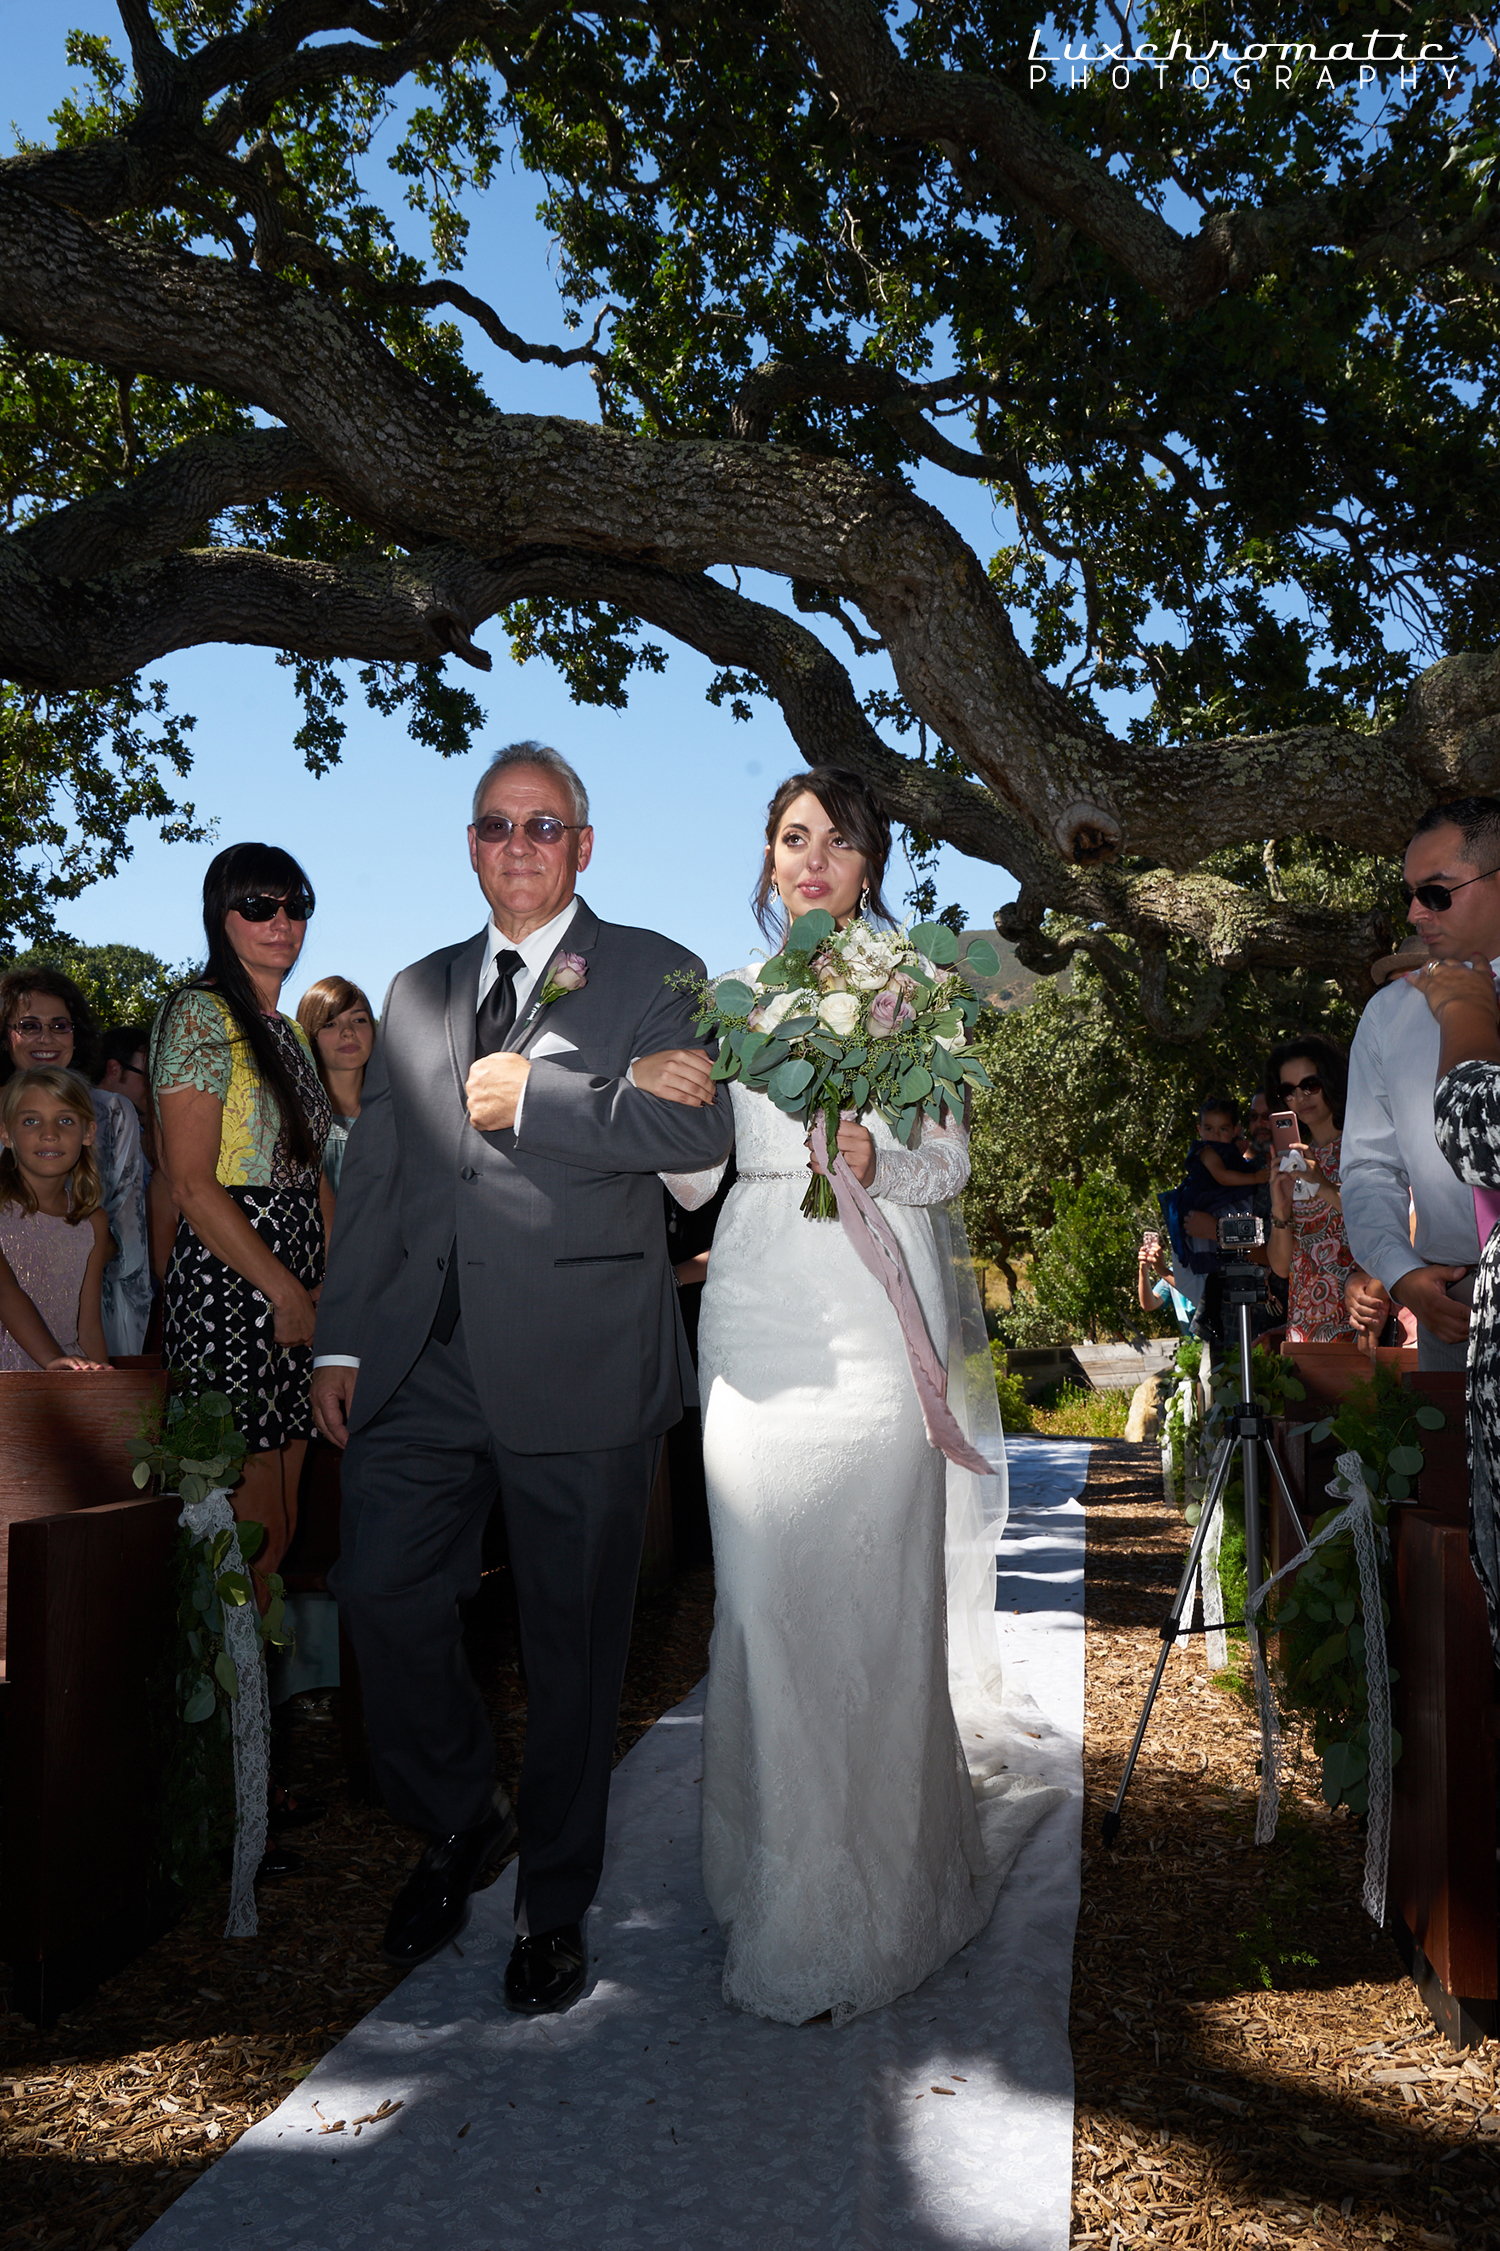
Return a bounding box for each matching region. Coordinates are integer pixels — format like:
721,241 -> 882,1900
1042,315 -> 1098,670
0,1068 -> 113,1370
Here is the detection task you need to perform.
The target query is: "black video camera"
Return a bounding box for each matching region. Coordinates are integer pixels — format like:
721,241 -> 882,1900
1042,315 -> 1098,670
1216,1211 -> 1264,1254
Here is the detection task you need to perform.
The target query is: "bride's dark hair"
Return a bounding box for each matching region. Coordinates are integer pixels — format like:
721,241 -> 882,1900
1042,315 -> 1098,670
752,767 -> 896,941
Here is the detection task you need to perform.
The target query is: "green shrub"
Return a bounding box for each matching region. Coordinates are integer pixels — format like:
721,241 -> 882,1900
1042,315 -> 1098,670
1003,1169 -> 1169,1344
989,1347 -> 1035,1433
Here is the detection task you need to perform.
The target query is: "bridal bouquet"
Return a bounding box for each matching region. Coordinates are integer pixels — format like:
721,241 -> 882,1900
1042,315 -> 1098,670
677,909 -> 999,1218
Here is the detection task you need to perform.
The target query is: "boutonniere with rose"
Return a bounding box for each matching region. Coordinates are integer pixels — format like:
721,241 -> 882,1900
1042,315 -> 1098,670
536,952 -> 589,1010
672,910 -> 997,1219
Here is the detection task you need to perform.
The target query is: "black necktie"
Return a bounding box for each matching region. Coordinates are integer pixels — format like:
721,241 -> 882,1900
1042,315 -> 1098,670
476,947 -> 525,1056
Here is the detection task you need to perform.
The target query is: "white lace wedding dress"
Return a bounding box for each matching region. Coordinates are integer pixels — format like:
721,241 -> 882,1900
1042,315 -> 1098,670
668,1069 -> 1020,2027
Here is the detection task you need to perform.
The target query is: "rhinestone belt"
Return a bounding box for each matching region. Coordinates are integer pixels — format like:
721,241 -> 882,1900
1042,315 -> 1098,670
736,1169 -> 804,1182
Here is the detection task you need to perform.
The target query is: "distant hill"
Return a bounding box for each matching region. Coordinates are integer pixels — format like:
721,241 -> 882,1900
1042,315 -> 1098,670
955,930 -> 1055,1013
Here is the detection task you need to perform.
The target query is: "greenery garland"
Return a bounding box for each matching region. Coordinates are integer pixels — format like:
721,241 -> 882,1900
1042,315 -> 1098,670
1275,1364 -> 1444,1818
132,1387 -> 290,1897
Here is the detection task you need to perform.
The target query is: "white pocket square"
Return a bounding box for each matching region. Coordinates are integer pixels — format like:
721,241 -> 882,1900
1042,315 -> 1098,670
530,1030 -> 579,1060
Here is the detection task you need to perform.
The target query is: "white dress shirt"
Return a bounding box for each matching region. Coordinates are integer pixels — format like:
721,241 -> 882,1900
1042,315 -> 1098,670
479,900 -> 579,1022
1340,959 -> 1499,1290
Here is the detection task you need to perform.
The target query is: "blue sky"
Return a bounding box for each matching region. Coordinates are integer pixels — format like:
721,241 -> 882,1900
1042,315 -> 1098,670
5,5 -> 1027,1002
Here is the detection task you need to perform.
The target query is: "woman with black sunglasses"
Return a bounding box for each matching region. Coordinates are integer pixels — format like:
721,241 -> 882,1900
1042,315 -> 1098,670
1262,1033 -> 1359,1343
149,844 -> 332,1606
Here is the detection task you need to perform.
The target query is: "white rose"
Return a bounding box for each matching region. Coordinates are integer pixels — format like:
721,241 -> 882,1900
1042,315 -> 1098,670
756,989 -> 799,1032
817,990 -> 861,1038
934,1025 -> 968,1053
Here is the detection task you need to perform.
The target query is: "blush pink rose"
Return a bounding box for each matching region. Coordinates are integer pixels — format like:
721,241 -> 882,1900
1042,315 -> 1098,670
869,987 -> 915,1037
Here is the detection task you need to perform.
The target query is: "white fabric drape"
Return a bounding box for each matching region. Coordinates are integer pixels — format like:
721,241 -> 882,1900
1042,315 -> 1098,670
178,1489 -> 270,1937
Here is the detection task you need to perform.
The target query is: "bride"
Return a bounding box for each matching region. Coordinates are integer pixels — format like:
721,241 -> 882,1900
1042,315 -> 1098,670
634,766 -> 1019,2027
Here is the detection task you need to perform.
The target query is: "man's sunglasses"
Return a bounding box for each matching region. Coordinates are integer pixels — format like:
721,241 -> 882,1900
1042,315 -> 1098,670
1280,1075 -> 1323,1097
473,815 -> 582,847
11,1016 -> 72,1037
229,892 -> 313,922
1401,864 -> 1500,913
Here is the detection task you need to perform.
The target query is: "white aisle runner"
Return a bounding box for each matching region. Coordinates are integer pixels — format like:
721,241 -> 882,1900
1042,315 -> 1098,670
139,1438 -> 1089,2251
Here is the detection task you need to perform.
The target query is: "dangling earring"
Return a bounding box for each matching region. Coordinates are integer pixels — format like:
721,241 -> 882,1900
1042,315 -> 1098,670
858,879 -> 871,919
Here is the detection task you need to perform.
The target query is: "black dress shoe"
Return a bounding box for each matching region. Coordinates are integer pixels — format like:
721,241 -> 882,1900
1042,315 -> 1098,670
382,1801 -> 520,1967
504,1923 -> 587,2015
256,1843 -> 306,1880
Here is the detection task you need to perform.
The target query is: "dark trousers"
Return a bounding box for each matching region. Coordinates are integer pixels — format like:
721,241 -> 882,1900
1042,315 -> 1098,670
331,1315 -> 658,1934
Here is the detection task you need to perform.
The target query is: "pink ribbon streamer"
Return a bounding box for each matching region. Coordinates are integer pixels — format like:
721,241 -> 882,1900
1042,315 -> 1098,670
808,1125 -> 995,1477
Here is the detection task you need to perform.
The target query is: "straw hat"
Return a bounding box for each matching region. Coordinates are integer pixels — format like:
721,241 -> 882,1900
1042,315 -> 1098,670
1369,933 -> 1428,988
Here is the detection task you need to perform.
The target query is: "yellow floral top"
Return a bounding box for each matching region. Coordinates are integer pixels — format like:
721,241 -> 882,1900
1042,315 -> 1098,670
150,990 -> 329,1190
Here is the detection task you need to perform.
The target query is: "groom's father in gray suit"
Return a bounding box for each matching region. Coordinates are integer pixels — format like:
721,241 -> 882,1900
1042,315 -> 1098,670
311,742 -> 731,2013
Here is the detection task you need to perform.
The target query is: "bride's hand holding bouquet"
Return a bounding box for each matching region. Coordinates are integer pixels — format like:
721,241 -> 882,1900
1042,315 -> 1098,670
667,907 -> 997,1219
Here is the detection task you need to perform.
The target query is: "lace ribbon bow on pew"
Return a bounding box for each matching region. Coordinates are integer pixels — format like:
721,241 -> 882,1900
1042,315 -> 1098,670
1242,1449 -> 1393,1926
178,1490 -> 271,1937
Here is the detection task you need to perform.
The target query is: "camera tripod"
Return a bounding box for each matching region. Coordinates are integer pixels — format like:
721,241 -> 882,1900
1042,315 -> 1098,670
1101,1255 -> 1296,1847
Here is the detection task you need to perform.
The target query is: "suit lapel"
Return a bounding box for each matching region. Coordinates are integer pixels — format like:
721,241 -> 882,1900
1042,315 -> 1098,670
507,899 -> 598,1056
444,929 -> 487,1102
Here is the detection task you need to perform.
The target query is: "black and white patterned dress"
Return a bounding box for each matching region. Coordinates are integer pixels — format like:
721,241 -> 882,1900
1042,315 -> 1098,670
151,992 -> 331,1451
1433,1058 -> 1500,1660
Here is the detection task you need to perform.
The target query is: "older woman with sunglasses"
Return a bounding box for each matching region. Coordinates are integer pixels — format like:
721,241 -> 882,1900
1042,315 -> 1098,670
1263,1034 -> 1360,1344
150,844 -> 331,1603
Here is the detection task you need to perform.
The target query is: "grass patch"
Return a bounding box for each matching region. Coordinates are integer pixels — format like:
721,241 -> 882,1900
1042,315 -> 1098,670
1029,1383 -> 1135,1439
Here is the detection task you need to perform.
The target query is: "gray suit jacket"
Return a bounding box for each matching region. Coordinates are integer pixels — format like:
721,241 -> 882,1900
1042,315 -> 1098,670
314,896 -> 734,1452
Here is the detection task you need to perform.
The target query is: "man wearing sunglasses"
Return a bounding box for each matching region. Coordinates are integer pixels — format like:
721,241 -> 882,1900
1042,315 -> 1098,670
1342,796 -> 1500,1367
310,740 -> 732,2016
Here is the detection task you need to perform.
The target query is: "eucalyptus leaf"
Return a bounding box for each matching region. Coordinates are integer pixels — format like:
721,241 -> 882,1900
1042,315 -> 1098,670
213,1649 -> 240,1700
908,921 -> 959,965
714,978 -> 756,1016
785,907 -> 835,955
964,939 -> 999,976
897,1065 -> 933,1104
1414,1404 -> 1446,1429
1386,1444 -> 1424,1475
777,1015 -> 818,1039
852,1073 -> 869,1108
182,1679 -> 218,1725
132,1459 -> 151,1489
768,1057 -> 816,1103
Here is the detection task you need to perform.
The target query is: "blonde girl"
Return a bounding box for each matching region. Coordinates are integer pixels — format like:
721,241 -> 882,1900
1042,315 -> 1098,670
0,1068 -> 113,1369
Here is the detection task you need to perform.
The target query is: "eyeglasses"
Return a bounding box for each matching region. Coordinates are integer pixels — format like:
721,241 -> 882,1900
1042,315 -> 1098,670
229,892 -> 313,923
1280,1075 -> 1323,1097
473,815 -> 581,847
12,1016 -> 72,1037
1401,865 -> 1500,913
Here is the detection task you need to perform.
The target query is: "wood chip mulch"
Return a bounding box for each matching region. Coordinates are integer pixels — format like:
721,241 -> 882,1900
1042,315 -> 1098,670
1076,1439 -> 1500,2251
3,1445 -> 1499,2249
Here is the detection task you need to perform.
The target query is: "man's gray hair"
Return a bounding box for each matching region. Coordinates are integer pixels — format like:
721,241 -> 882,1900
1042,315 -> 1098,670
471,741 -> 590,827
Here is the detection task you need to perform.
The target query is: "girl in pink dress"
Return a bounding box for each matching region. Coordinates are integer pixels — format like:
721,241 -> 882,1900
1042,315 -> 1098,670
0,1069 -> 113,1370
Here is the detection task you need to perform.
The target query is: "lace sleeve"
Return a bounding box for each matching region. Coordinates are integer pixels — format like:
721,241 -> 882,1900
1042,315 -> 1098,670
871,1114 -> 970,1206
659,1160 -> 728,1211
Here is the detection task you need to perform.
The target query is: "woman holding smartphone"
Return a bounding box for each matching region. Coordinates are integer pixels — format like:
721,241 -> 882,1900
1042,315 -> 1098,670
1263,1033 -> 1359,1343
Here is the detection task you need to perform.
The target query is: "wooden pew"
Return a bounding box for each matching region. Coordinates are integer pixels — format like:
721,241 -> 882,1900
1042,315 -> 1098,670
0,1363 -> 168,1670
0,1364 -> 172,2022
1,1494 -> 181,2025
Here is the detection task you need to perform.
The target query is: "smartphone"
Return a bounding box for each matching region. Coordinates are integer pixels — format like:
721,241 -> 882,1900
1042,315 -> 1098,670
1141,1230 -> 1161,1261
1270,1111 -> 1302,1154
